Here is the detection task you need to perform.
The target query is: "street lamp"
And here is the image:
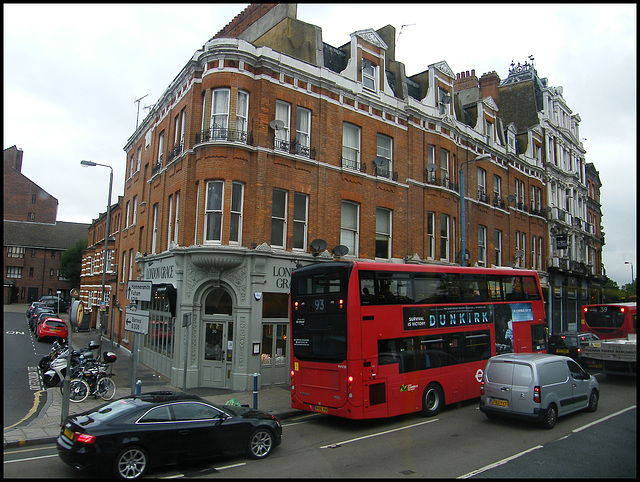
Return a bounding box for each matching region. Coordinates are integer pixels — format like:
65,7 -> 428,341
624,261 -> 634,289
459,153 -> 491,267
80,160 -> 113,339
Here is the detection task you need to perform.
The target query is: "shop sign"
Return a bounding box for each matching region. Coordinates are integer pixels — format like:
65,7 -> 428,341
143,257 -> 176,286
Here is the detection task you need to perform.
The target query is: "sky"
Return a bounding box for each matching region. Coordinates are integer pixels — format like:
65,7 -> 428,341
3,3 -> 636,287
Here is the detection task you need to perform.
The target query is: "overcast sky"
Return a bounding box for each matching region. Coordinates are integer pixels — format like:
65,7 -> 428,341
4,4 -> 636,287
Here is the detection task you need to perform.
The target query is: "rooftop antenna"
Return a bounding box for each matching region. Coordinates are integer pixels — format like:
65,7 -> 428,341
396,24 -> 415,47
134,94 -> 148,129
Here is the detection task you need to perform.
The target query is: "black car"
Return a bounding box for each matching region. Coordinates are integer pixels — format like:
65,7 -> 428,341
26,301 -> 46,318
29,306 -> 57,332
57,391 -> 282,478
548,331 -> 600,366
39,295 -> 69,313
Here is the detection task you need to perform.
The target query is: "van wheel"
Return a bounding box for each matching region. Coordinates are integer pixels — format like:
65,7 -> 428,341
421,383 -> 444,417
541,404 -> 557,429
586,390 -> 599,412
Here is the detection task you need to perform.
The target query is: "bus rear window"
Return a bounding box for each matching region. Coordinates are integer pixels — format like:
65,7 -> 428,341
296,271 -> 344,295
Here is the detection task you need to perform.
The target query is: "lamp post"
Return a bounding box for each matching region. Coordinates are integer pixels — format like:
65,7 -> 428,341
459,154 -> 491,267
624,261 -> 634,291
80,160 -> 113,342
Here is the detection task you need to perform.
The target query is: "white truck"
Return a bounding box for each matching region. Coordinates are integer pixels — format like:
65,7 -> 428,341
581,334 -> 636,376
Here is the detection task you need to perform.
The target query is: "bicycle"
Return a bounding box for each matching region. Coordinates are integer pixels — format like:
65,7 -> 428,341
65,363 -> 116,403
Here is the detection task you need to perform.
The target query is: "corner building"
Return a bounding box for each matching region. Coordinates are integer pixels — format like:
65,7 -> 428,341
115,4 -> 551,390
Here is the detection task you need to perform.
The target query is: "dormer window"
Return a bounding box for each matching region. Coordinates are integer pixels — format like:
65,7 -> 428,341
362,59 -> 376,91
438,87 -> 450,115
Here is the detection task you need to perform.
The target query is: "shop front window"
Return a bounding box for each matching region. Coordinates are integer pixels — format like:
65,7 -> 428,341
261,324 -> 287,366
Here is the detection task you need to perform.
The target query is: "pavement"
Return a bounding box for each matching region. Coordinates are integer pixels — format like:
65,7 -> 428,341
3,303 -> 300,449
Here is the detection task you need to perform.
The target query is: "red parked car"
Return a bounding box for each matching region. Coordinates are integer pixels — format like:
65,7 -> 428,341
37,317 -> 68,342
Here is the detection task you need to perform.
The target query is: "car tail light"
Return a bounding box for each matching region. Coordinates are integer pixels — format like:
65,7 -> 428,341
577,348 -> 581,354
534,386 -> 541,403
75,433 -> 96,444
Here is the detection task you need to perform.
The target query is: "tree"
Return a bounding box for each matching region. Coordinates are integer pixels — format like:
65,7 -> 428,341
60,238 -> 87,289
602,277 -> 622,302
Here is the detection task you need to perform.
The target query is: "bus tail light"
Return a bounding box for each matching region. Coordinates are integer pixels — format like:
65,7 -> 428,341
294,301 -> 299,311
348,375 -> 353,398
339,299 -> 344,308
480,379 -> 484,395
534,386 -> 541,403
290,370 -> 295,391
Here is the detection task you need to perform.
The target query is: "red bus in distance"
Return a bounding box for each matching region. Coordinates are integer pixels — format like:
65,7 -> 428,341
580,302 -> 636,340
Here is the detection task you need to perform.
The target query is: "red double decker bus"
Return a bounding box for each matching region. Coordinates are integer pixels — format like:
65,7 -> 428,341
290,261 -> 547,419
580,302 -> 636,340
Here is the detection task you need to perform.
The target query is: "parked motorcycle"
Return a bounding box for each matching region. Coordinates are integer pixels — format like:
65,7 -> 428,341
42,341 -> 100,387
38,339 -> 67,372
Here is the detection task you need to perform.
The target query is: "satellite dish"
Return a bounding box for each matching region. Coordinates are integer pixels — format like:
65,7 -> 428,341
507,195 -> 517,202
310,239 -> 327,256
332,245 -> 349,257
426,163 -> 437,173
269,119 -> 285,130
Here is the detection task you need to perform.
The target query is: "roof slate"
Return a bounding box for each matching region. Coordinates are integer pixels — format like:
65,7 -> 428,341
3,220 -> 89,251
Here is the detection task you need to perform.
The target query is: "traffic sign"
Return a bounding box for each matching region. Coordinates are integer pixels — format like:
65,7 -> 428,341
125,309 -> 149,334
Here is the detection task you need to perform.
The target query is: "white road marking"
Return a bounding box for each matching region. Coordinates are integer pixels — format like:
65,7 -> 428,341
320,418 -> 439,449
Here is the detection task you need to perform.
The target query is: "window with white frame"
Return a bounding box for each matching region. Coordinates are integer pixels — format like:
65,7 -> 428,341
129,154 -> 135,178
427,212 -> 435,259
179,108 -> 186,148
494,229 -> 502,266
132,195 -> 138,226
125,201 -> 130,228
275,101 -> 291,151
341,201 -> 359,257
362,59 -> 376,91
173,114 -> 180,151
230,183 -> 244,245
537,236 -> 543,269
342,122 -> 361,170
105,249 -> 113,272
211,88 -> 230,139
375,208 -> 392,259
129,249 -> 134,281
90,256 -> 95,275
236,91 -> 249,138
6,266 -> 22,278
376,134 -> 393,178
7,246 -> 25,258
426,145 -> 436,182
531,235 -> 537,269
174,191 -> 180,244
493,174 -> 502,204
295,107 -> 311,156
478,225 -> 487,266
121,250 -> 127,283
477,167 -> 487,200
205,180 -> 224,243
438,87 -> 449,115
515,231 -> 520,267
157,131 -> 164,167
440,148 -> 450,186
271,189 -> 287,248
293,192 -> 308,251
440,214 -> 450,261
521,232 -> 526,267
167,194 -> 173,249
136,146 -> 142,172
485,120 -> 493,144
151,203 -> 159,254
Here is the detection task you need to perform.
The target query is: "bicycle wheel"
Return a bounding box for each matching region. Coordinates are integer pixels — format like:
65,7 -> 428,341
96,376 -> 116,400
68,378 -> 90,403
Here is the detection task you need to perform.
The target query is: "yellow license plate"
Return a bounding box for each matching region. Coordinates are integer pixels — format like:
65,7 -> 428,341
64,428 -> 74,440
556,348 -> 569,353
314,405 -> 329,413
490,398 -> 508,407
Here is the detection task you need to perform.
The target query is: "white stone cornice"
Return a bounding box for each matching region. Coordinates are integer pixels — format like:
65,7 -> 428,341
352,29 -> 388,50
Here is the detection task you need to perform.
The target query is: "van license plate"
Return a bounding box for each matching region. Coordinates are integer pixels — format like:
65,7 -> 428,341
490,398 -> 508,407
556,348 -> 569,353
314,405 -> 328,413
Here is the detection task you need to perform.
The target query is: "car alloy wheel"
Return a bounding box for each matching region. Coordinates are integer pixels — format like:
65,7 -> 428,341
247,428 -> 274,459
115,446 -> 148,479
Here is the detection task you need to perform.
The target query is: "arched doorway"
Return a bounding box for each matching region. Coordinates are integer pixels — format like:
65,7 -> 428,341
199,287 -> 234,387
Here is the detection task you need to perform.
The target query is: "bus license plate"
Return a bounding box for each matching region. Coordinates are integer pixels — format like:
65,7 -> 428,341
490,398 -> 508,407
314,405 -> 329,413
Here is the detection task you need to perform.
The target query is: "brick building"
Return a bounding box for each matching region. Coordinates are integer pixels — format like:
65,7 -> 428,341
81,4 -> 604,391
3,146 -> 90,304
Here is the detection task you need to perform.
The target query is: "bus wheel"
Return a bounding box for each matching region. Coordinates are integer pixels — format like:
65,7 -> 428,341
421,383 -> 443,417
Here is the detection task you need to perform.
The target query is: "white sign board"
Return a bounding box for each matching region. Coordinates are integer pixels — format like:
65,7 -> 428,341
127,281 -> 152,302
125,309 -> 150,334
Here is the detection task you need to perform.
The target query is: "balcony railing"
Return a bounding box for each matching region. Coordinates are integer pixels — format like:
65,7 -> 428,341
493,195 -> 505,209
195,128 -> 253,146
341,156 -> 361,171
273,138 -> 317,159
424,173 -> 458,191
477,190 -> 490,204
373,164 -> 398,181
167,143 -> 183,163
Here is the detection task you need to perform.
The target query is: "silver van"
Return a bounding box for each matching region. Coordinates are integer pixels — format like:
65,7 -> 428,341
479,354 -> 599,429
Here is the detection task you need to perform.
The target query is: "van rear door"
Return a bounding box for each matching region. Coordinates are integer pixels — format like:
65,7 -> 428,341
484,359 -> 514,411
510,362 -> 535,415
